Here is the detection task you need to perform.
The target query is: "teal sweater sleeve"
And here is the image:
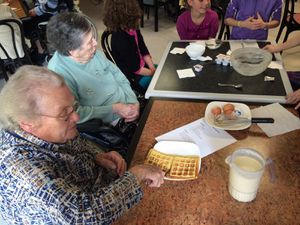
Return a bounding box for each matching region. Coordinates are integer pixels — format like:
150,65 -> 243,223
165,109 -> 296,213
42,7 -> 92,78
48,51 -> 138,123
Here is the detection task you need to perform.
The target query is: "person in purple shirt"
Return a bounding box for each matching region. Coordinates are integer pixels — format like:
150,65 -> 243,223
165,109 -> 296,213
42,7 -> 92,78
176,0 -> 219,40
225,0 -> 282,40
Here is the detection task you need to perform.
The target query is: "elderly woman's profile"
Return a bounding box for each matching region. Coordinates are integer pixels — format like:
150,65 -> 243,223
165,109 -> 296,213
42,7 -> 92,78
47,12 -> 140,127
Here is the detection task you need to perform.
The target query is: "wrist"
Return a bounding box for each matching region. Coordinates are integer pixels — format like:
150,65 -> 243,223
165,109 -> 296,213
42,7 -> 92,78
150,67 -> 155,75
264,22 -> 268,29
237,21 -> 241,27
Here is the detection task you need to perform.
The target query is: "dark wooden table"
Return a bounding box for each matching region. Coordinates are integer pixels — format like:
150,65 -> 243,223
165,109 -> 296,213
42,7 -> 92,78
146,41 -> 293,103
117,98 -> 300,225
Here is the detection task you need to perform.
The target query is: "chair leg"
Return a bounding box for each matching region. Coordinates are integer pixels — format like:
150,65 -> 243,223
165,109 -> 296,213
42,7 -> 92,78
140,2 -> 144,27
0,65 -> 9,81
154,0 -> 158,32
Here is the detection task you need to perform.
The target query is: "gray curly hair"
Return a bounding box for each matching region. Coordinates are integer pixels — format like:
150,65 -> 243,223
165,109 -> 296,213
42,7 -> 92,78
47,12 -> 97,56
0,65 -> 65,131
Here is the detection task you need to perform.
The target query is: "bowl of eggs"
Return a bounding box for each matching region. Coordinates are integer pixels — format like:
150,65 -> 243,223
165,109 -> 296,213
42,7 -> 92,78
204,101 -> 252,130
185,43 -> 206,60
230,47 -> 272,76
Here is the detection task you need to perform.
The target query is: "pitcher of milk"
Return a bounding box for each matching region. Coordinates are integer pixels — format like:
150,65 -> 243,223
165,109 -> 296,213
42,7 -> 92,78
225,148 -> 266,202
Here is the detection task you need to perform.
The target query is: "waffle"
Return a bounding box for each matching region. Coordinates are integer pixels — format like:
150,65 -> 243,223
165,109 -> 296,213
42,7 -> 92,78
145,148 -> 200,180
169,156 -> 199,180
144,148 -> 173,172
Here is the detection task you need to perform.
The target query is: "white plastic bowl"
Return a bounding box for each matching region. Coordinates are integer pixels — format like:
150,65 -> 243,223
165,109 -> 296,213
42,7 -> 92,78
230,47 -> 272,76
185,43 -> 205,60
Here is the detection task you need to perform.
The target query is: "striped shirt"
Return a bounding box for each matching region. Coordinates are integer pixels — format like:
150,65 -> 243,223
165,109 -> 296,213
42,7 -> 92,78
0,129 -> 142,224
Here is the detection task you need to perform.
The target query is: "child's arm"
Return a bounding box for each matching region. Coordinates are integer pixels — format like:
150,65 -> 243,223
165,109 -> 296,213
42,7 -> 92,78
264,31 -> 300,53
137,54 -> 155,76
225,16 -> 255,30
251,12 -> 280,30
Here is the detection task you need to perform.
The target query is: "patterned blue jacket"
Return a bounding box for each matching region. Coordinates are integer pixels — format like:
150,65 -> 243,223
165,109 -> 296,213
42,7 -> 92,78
0,129 -> 142,224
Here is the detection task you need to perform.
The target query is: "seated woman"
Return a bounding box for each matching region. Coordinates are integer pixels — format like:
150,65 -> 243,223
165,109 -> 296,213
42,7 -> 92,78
264,31 -> 300,108
47,12 -> 139,126
224,0 -> 282,40
176,0 -> 219,40
22,0 -> 70,65
103,0 -> 155,92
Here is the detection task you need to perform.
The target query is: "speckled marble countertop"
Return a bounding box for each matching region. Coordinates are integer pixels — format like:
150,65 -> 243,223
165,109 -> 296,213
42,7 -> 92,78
113,99 -> 300,225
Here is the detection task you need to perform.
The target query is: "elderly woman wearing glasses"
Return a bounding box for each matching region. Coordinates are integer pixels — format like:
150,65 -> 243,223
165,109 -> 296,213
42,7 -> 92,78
0,65 -> 164,224
47,12 -> 139,126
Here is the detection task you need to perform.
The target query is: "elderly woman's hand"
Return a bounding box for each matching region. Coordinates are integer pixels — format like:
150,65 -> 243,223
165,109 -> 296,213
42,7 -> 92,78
113,103 -> 140,122
95,151 -> 127,176
129,164 -> 165,187
29,8 -> 37,17
125,103 -> 140,122
286,89 -> 300,110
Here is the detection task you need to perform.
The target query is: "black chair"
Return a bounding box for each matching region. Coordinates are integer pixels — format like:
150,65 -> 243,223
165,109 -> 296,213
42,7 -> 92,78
100,30 -> 116,64
100,30 -> 147,97
276,0 -> 300,43
0,19 -> 32,81
140,0 -> 170,32
211,0 -> 230,40
211,4 -> 230,40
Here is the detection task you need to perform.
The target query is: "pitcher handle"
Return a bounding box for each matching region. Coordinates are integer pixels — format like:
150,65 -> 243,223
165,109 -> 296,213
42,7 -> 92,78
266,158 -> 276,183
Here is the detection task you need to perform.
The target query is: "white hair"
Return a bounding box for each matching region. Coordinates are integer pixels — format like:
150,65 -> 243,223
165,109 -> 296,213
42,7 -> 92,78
0,65 -> 65,131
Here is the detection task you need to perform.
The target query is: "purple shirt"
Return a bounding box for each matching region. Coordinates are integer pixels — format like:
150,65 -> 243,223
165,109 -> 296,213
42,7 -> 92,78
176,9 -> 219,40
225,0 -> 282,40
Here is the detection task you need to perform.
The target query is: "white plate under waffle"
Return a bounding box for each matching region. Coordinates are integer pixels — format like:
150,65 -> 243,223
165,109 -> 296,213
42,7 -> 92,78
204,101 -> 251,130
153,141 -> 201,181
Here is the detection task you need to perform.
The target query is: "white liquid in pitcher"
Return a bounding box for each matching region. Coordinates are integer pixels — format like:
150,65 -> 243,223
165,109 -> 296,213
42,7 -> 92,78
234,156 -> 262,172
229,156 -> 263,202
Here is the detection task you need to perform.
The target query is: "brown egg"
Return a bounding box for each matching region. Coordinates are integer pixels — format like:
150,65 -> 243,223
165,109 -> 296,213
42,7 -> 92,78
211,106 -> 222,117
223,103 -> 235,112
224,109 -> 234,118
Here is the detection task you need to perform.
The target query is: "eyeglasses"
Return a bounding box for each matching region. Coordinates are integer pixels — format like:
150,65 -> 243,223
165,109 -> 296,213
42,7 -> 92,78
39,102 -> 79,122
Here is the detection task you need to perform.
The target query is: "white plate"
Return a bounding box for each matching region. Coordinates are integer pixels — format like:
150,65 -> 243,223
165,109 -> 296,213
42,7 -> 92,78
153,141 -> 201,181
204,101 -> 251,130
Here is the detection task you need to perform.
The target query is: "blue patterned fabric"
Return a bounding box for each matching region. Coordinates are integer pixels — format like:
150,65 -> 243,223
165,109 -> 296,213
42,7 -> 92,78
0,129 -> 142,224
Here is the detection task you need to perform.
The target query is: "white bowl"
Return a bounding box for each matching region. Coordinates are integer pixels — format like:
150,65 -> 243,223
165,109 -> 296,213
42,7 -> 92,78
230,47 -> 272,76
185,43 -> 205,60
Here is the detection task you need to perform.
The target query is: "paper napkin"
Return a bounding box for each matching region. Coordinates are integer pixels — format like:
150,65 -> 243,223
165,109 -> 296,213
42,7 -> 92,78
251,103 -> 300,137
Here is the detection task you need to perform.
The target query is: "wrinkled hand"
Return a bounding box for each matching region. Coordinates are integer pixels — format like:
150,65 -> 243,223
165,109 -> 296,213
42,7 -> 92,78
95,151 -> 127,176
250,12 -> 267,30
286,89 -> 300,109
129,164 -> 165,187
113,103 -> 140,122
263,44 -> 279,53
29,9 -> 37,17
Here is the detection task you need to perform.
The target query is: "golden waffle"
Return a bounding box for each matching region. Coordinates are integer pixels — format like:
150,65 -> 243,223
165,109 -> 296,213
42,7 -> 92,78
144,148 -> 173,172
169,156 -> 199,180
145,148 -> 200,180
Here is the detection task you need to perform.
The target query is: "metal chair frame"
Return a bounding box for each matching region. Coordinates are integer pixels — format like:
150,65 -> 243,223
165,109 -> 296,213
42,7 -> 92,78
276,0 -> 300,43
0,18 -> 32,81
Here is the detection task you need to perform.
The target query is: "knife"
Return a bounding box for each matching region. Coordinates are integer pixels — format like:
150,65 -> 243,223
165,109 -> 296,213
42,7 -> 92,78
215,117 -> 274,125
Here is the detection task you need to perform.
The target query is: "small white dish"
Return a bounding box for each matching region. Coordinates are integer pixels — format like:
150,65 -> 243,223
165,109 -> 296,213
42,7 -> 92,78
186,43 -> 205,60
205,39 -> 222,50
204,101 -> 252,130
